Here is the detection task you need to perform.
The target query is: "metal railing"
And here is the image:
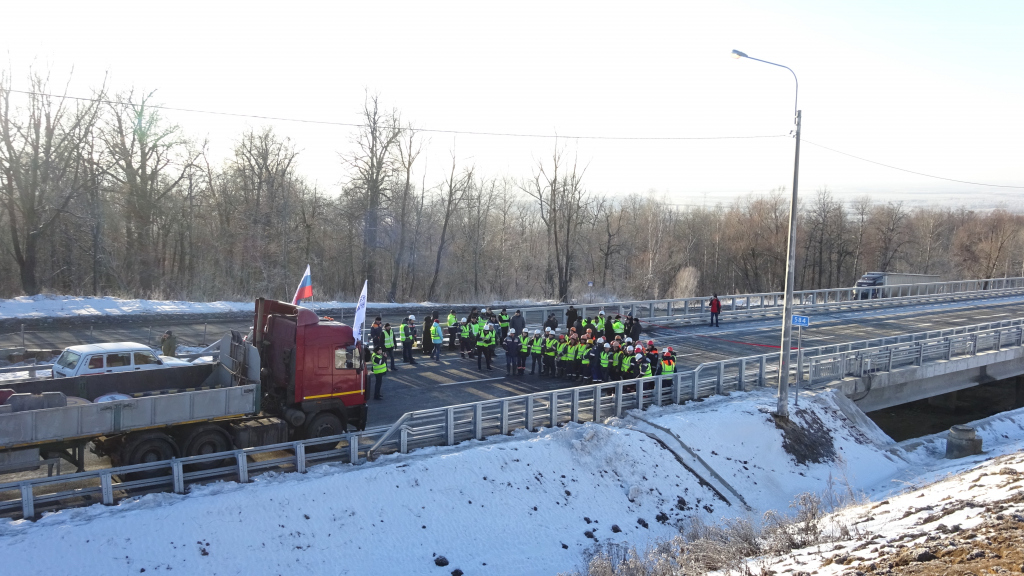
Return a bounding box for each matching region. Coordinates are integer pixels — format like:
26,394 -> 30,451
512,276 -> 1024,327
3,317 -> 1024,520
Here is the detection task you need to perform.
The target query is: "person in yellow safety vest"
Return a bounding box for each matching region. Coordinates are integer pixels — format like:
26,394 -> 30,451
579,340 -> 592,382
399,317 -> 417,365
609,344 -> 622,381
459,318 -> 472,359
612,315 -> 625,338
660,348 -> 676,374
636,353 -> 653,378
564,336 -> 578,379
599,343 -> 611,382
370,345 -> 387,400
477,323 -> 496,371
595,312 -> 606,334
571,338 -> 584,380
498,308 -> 511,340
555,335 -> 569,378
529,329 -> 543,375
518,330 -> 531,376
620,346 -> 634,380
447,310 -> 458,351
382,323 -> 398,371
543,333 -> 558,376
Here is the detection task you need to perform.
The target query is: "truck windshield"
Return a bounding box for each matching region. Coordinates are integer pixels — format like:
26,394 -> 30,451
56,350 -> 82,370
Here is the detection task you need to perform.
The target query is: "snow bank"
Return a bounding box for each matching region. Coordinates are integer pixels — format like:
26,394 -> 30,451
2,389 -> 1023,575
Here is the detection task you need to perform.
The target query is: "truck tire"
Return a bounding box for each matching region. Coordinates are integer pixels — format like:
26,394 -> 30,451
180,426 -> 233,470
119,432 -> 177,480
304,412 -> 346,453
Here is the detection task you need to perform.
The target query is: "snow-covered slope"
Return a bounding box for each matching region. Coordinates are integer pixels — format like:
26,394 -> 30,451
2,389 -> 1023,576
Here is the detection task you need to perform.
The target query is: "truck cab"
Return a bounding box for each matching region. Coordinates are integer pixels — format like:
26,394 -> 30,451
254,299 -> 368,436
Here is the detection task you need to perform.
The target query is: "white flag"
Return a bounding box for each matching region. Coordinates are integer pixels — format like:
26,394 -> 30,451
352,280 -> 368,344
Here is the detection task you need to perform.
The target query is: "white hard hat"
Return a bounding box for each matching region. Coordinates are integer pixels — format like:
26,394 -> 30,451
635,353 -> 643,361
604,343 -> 611,349
409,315 -> 416,321
597,337 -> 605,344
534,329 -> 541,335
461,317 -> 467,322
625,337 -> 633,344
508,328 -> 516,335
599,310 -> 605,315
626,346 -> 634,353
485,323 -> 493,330
662,348 -> 668,354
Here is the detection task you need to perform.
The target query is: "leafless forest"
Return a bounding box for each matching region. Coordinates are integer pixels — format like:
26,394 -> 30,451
2,73 -> 1022,303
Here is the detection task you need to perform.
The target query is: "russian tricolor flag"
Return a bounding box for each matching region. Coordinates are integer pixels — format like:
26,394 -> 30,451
292,264 -> 313,305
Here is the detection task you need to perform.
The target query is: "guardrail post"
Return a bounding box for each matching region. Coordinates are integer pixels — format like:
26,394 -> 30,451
996,330 -> 1002,351
100,473 -> 114,505
172,459 -> 185,494
691,370 -> 699,400
294,442 -> 306,473
400,428 -> 409,453
474,403 -> 484,440
446,407 -> 455,446
758,357 -> 766,387
525,396 -> 534,432
738,359 -> 746,391
915,343 -> 924,366
671,373 -> 681,404
349,435 -> 359,463
666,302 -> 673,317
550,391 -> 558,428
971,335 -> 978,356
20,484 -> 33,520
716,362 -> 725,394
593,385 -> 602,421
235,452 -> 249,483
501,400 -> 510,435
683,300 -> 689,317
654,376 -> 663,406
614,382 -> 623,417
637,379 -> 645,410
571,388 -> 580,422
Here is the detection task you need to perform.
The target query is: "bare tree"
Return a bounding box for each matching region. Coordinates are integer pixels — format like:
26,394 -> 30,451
426,154 -> 473,301
522,144 -> 589,302
342,93 -> 402,299
388,127 -> 420,301
0,71 -> 104,294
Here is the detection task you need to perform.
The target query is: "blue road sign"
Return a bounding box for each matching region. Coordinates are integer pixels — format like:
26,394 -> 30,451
792,315 -> 810,327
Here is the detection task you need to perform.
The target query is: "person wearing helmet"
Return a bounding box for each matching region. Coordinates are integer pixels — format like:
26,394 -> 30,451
459,318 -> 473,359
625,337 -> 633,345
477,323 -> 496,371
503,327 -> 520,376
530,329 -> 544,375
636,352 -> 653,378
581,338 -> 597,382
542,330 -> 558,376
430,316 -> 444,362
661,349 -> 676,375
612,315 -> 625,339
599,342 -> 612,382
555,334 -> 568,378
369,344 -> 387,400
400,316 -> 418,365
447,310 -> 459,351
620,346 -> 635,380
517,327 -> 531,376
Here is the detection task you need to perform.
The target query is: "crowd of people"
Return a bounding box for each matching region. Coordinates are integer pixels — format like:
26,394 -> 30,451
360,297 -> 724,399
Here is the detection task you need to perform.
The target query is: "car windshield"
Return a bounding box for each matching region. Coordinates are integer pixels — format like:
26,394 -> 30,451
56,351 -> 82,370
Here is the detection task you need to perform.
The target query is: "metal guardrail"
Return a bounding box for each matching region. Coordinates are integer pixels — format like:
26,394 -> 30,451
3,316 -> 1024,520
512,276 -> 1024,326
0,364 -> 53,377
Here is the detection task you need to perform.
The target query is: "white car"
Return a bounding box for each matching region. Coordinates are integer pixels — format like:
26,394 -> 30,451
51,343 -> 190,378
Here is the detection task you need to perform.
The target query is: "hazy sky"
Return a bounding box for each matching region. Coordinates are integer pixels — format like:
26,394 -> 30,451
4,0 -> 1023,207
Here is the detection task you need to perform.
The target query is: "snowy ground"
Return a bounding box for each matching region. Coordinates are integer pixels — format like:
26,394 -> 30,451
1,388 -> 1023,576
0,294 -> 558,320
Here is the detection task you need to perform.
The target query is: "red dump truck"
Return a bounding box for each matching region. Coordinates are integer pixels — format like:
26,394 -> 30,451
0,298 -> 366,474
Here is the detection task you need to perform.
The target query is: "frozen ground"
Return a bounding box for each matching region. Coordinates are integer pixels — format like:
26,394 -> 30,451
0,295 -> 559,321
2,388 -> 1023,575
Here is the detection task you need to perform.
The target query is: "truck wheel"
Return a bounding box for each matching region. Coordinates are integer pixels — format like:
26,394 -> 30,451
181,426 -> 233,471
119,432 -> 176,480
304,412 -> 346,453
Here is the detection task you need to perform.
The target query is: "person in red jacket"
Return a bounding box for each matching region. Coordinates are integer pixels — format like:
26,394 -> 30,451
709,294 -> 721,327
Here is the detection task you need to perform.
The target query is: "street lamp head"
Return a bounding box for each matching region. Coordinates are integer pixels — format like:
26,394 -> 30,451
731,49 -> 748,59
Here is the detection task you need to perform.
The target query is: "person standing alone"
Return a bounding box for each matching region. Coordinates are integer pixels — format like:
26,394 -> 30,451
431,317 -> 443,362
370,345 -> 387,400
709,294 -> 721,328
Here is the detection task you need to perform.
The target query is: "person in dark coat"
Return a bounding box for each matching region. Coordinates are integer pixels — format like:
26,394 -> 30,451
629,316 -> 643,341
709,294 -> 722,327
543,313 -> 559,332
509,310 -> 526,336
566,306 -> 579,330
370,316 -> 384,350
421,316 -> 434,355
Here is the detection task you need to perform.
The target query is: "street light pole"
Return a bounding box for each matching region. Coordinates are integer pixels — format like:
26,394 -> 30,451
732,49 -> 800,419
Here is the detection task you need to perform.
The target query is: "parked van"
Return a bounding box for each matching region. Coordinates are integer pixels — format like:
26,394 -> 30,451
51,343 -> 190,378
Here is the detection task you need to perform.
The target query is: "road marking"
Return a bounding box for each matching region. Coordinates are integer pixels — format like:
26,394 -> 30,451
439,376 -> 507,387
